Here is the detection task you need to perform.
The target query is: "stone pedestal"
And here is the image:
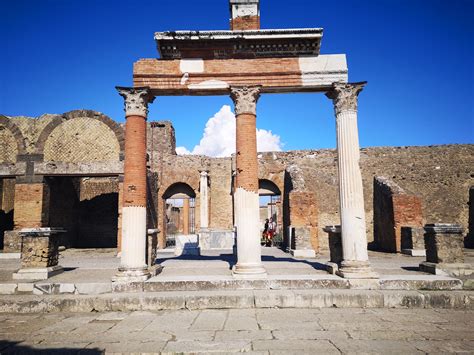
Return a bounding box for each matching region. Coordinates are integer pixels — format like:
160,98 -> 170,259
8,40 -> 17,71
175,234 -> 200,256
401,226 -> 426,257
419,223 -> 470,276
323,225 -> 342,274
288,226 -> 316,258
13,228 -> 65,280
147,228 -> 158,267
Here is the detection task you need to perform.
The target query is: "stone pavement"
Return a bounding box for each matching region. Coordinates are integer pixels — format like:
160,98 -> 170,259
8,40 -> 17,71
2,247 -> 473,284
0,308 -> 473,354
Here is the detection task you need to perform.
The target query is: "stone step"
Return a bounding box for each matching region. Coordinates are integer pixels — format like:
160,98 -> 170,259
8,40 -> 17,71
0,275 -> 464,296
0,289 -> 472,313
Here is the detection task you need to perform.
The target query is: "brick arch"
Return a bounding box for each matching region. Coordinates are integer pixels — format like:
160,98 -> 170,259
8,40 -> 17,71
0,115 -> 27,158
258,178 -> 282,196
36,110 -> 125,159
162,181 -> 198,199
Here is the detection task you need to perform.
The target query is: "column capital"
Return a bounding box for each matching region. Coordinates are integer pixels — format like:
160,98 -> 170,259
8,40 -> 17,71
326,81 -> 366,116
199,170 -> 209,177
116,86 -> 155,118
230,86 -> 262,115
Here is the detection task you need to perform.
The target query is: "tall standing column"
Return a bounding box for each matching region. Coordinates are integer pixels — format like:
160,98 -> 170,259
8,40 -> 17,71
113,86 -> 155,282
230,86 -> 267,278
326,82 -> 378,279
182,199 -> 190,235
199,171 -> 209,230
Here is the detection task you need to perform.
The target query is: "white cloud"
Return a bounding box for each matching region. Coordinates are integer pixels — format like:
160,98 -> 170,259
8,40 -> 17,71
175,146 -> 191,155
176,105 -> 282,157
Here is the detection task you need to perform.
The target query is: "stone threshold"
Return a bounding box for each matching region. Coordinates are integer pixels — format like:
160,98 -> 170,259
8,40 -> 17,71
0,274 -> 464,295
0,289 -> 472,313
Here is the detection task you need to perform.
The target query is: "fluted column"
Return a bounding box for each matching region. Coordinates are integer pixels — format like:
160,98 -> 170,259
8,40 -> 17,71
230,86 -> 267,278
113,86 -> 155,282
326,82 -> 378,279
199,171 -> 209,230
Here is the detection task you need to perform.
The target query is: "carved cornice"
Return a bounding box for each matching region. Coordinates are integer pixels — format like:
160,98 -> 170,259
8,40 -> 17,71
230,86 -> 261,115
116,86 -> 155,118
326,82 -> 366,116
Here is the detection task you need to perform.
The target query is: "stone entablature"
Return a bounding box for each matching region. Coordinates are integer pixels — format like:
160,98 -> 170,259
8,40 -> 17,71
155,28 -> 323,59
134,55 -> 347,95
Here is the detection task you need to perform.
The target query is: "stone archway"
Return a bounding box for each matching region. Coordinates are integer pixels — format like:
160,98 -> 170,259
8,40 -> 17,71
259,179 -> 282,247
162,182 -> 197,248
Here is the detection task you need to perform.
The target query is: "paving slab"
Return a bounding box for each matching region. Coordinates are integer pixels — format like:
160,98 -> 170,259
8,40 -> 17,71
190,309 -> 228,331
253,339 -> 339,353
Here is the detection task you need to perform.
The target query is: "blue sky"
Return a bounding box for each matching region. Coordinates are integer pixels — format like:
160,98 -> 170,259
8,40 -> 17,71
1,0 -> 473,152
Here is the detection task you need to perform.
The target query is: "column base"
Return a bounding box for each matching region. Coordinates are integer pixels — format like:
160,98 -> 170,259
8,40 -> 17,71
336,260 -> 379,279
401,249 -> 426,257
13,265 -> 63,281
232,263 -> 267,279
112,267 -> 151,282
419,261 -> 473,277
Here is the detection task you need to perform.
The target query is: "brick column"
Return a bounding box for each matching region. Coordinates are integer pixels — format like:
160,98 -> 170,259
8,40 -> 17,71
13,178 -> 50,229
114,86 -> 155,282
230,86 -> 266,278
326,82 -> 377,279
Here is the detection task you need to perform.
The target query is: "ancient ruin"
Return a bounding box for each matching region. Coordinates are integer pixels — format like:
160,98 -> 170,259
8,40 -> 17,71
0,0 -> 472,283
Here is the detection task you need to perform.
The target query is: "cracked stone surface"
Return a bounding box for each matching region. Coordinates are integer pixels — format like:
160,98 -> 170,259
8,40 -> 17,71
0,308 -> 472,354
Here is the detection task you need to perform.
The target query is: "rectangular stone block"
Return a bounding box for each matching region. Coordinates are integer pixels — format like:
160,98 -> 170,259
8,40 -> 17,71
401,226 -> 425,251
20,234 -> 59,268
198,229 -> 234,250
424,224 -> 464,264
3,230 -> 21,253
323,225 -> 342,264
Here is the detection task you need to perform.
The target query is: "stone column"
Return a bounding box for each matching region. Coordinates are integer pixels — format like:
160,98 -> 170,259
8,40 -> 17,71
326,82 -> 377,279
182,199 -> 190,235
230,86 -> 266,278
114,86 -> 155,282
199,171 -> 209,230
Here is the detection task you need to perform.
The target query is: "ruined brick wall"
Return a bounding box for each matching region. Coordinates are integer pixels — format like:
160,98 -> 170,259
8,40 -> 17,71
44,117 -> 120,162
0,111 -> 124,165
11,115 -> 58,154
261,145 -> 473,250
209,158 -> 233,229
230,15 -> 260,31
148,121 -> 176,167
79,177 -> 119,201
373,177 -> 423,252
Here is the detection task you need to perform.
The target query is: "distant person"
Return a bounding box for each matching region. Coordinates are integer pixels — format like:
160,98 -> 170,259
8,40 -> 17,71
262,218 -> 269,245
267,217 -> 277,246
